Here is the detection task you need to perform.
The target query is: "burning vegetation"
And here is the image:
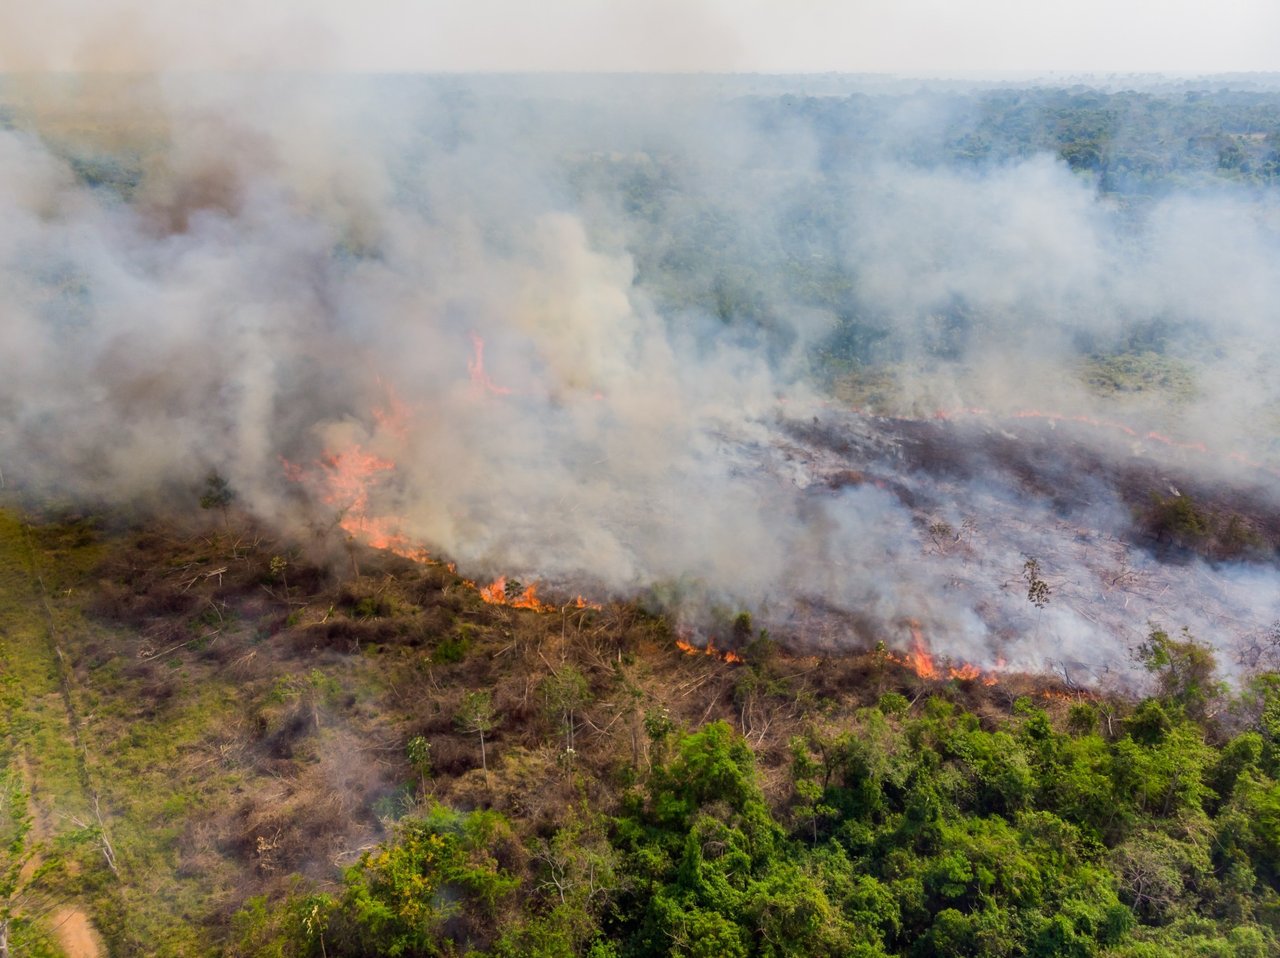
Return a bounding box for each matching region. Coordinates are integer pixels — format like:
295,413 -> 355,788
5,74 -> 1280,957
2,506 -> 1273,958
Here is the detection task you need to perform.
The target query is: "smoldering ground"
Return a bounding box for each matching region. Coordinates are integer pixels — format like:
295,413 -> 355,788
2,75 -> 1280,681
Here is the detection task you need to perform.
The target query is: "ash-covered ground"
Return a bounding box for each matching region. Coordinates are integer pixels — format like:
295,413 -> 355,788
754,407 -> 1280,686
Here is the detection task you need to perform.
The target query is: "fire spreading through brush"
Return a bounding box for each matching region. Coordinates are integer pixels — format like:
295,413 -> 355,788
674,636 -> 743,664
281,445 -> 425,561
274,278 -> 1280,685
5,76 -> 1280,697
279,345 -> 1280,683
882,620 -> 999,685
283,345 -> 610,615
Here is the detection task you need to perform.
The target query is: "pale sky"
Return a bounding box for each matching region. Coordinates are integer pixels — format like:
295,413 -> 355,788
1,0 -> 1279,75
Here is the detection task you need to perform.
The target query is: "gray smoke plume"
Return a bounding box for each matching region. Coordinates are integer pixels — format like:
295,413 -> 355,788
3,74 -> 1280,682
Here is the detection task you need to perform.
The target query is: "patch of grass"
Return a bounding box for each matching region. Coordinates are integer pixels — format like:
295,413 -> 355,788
1080,350 -> 1197,401
432,632 -> 472,664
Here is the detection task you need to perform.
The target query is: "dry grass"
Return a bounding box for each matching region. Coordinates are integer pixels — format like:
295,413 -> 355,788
1,506 -> 1137,955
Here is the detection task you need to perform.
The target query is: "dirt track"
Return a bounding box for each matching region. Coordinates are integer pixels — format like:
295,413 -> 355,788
51,907 -> 104,958
2,516 -> 107,958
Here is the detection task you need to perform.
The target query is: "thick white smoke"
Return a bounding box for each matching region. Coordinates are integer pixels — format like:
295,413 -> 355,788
2,75 -> 1279,681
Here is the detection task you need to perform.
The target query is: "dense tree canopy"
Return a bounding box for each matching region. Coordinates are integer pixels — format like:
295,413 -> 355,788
234,645 -> 1280,957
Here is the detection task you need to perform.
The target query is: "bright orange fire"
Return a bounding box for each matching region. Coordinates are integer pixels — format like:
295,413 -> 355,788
471,577 -> 603,613
283,385 -> 611,613
477,576 -> 554,612
675,637 -> 743,664
468,332 -> 512,397
880,620 -> 999,685
947,662 -> 983,682
282,443 -> 427,560
1038,687 -> 1096,703
905,620 -> 937,679
280,383 -> 432,560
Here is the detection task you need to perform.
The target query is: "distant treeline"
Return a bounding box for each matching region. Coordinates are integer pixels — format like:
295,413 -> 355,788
744,87 -> 1280,192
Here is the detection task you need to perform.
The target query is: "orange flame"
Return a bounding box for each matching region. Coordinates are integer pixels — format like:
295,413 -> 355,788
468,332 -> 512,397
905,620 -> 937,680
675,637 -> 742,664
282,444 -> 426,560
281,387 -> 433,562
477,576 -> 554,612
1038,687 -> 1096,703
879,621 -> 1000,685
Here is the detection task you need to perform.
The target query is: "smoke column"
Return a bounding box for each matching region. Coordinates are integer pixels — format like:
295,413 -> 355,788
2,74 -> 1280,682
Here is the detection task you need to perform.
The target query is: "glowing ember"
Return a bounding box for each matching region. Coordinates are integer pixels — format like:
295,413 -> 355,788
1038,688 -> 1096,703
468,332 -> 512,397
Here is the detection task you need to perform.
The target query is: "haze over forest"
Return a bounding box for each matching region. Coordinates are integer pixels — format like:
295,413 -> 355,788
2,75 -> 1280,679
3,51 -> 1280,958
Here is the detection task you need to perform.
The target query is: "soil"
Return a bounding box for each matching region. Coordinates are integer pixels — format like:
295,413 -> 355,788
50,907 -> 104,958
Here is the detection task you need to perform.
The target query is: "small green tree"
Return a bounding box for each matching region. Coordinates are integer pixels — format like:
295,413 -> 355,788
789,734 -> 838,845
1135,626 -> 1224,721
406,736 -> 432,795
643,705 -> 675,770
541,666 -> 591,753
323,805 -> 519,957
456,691 -> 498,772
269,554 -> 290,597
199,470 -> 236,528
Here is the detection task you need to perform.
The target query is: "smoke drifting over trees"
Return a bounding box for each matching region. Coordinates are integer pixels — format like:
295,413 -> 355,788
3,75 -> 1280,680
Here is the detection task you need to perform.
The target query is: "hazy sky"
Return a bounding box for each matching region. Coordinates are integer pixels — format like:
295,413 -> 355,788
1,0 -> 1278,74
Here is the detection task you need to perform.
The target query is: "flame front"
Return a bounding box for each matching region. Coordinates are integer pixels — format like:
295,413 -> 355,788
947,662 -> 983,682
905,620 -> 938,680
675,636 -> 742,664
468,332 -> 512,397
881,620 -> 998,685
280,387 -> 433,562
478,576 -> 554,612
282,443 -> 425,559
